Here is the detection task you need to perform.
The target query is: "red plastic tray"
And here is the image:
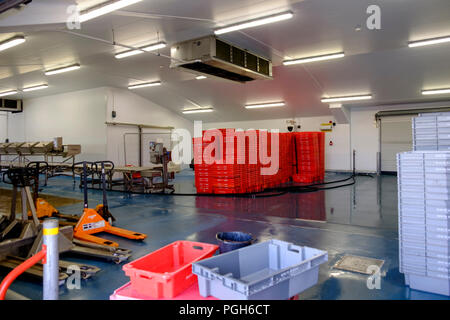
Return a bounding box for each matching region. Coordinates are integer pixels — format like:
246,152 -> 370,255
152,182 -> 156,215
123,241 -> 218,299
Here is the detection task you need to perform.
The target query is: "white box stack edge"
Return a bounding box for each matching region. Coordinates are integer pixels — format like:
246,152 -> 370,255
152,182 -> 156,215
397,151 -> 450,296
413,113 -> 450,151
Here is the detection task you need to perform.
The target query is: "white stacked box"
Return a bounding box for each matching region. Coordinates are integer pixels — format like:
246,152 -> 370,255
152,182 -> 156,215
397,151 -> 450,296
413,113 -> 450,151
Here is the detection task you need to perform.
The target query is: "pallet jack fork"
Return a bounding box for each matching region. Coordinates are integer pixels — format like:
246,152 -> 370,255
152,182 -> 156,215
73,161 -> 147,247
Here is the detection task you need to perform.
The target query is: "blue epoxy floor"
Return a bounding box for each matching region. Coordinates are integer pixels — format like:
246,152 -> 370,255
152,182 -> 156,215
1,170 -> 449,300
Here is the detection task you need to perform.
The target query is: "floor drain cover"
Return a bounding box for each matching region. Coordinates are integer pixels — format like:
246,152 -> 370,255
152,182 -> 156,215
333,255 -> 385,275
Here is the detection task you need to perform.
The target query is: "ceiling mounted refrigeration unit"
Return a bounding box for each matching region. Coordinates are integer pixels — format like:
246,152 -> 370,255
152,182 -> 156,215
0,99 -> 23,112
170,36 -> 273,83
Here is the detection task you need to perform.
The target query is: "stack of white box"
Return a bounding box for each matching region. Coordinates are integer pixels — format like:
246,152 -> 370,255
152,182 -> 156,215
413,113 -> 450,151
397,151 -> 450,296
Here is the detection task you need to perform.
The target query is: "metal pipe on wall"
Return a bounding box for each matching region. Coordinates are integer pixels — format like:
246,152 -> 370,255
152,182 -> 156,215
138,126 -> 142,166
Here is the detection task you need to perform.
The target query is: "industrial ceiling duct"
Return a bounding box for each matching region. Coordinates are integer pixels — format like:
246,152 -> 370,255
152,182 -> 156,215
170,36 -> 273,83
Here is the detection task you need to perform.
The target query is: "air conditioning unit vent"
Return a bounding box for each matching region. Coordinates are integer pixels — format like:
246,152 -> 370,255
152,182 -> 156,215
170,36 -> 273,83
0,99 -> 23,112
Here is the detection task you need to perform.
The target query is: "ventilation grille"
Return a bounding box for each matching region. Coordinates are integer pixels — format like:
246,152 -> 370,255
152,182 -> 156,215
215,39 -> 271,78
180,62 -> 254,82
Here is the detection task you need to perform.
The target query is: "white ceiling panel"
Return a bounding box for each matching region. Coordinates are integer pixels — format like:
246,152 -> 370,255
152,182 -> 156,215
0,0 -> 449,122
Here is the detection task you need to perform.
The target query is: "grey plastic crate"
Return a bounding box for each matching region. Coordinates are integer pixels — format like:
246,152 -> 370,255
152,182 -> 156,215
192,240 -> 328,300
414,141 -> 438,148
419,113 -> 447,117
414,145 -> 438,151
414,127 -> 438,134
438,122 -> 450,128
404,273 -> 450,296
414,116 -> 437,122
413,122 -> 437,129
438,134 -> 450,140
438,115 -> 450,122
438,127 -> 450,134
439,139 -> 450,145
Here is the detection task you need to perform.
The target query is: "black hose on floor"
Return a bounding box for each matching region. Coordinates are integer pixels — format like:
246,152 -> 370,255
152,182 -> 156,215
156,173 -> 357,198
83,172 -> 361,198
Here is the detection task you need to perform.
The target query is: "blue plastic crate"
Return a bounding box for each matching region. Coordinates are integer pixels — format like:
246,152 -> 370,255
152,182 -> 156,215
192,239 -> 328,300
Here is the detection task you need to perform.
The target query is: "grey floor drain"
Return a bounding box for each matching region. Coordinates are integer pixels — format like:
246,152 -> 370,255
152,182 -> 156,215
333,255 -> 385,275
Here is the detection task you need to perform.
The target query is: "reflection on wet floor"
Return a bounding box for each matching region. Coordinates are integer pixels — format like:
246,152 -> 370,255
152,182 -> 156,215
191,173 -> 398,230
195,191 -> 327,222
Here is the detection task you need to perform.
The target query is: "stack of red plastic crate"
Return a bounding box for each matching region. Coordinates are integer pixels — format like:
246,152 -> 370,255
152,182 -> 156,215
193,135 -> 213,193
278,133 -> 294,185
194,130 -> 325,194
245,130 -> 260,192
293,132 -> 324,183
212,129 -> 245,194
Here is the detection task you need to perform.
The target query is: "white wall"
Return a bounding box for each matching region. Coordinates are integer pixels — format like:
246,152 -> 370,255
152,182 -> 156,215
350,107 -> 379,172
203,116 -> 352,172
204,101 -> 450,172
5,88 -> 108,161
105,88 -> 194,167
2,87 -> 194,167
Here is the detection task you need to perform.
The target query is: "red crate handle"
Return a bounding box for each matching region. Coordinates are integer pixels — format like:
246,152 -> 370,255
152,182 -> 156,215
0,245 -> 47,300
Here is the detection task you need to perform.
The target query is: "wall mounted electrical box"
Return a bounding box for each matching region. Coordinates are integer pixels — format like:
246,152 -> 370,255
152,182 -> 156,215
320,122 -> 333,132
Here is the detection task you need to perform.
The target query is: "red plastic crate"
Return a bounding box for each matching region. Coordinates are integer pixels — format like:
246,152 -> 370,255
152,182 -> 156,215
123,241 -> 219,299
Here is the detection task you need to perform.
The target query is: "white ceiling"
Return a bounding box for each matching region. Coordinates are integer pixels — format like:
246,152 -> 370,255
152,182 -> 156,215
0,0 -> 450,122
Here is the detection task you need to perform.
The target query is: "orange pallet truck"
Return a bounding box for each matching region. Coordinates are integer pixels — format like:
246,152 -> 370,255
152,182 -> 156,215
73,161 -> 147,247
26,161 -> 116,224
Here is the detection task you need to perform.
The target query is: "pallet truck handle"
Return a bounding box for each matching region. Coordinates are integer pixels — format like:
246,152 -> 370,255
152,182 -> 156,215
26,161 -> 49,201
82,162 -> 89,209
26,161 -> 49,174
93,161 -> 117,223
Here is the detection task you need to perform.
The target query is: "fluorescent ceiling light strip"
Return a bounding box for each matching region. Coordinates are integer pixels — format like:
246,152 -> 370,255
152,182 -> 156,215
45,64 -> 81,75
215,11 -> 293,35
283,52 -> 345,65
0,36 -> 26,52
142,42 -> 167,51
408,36 -> 450,48
182,108 -> 213,114
115,49 -> 143,59
245,102 -> 285,109
196,75 -> 207,80
23,84 -> 48,92
128,81 -> 161,89
321,95 -> 372,103
422,88 -> 450,95
0,90 -> 18,97
80,0 -> 143,22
